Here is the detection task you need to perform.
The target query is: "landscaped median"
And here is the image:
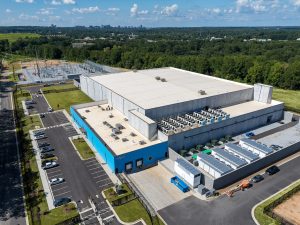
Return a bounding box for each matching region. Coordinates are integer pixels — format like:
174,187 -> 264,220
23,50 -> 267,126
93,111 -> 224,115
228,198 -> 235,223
253,179 -> 300,225
41,83 -> 92,113
13,86 -> 80,225
72,137 -> 95,160
103,184 -> 164,225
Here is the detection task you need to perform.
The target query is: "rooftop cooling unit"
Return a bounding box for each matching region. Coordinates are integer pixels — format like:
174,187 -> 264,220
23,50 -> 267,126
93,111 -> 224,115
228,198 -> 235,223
130,132 -> 137,137
122,138 -> 128,142
85,110 -> 90,113
161,78 -> 167,82
109,114 -> 114,118
139,140 -> 146,145
155,76 -> 161,80
198,90 -> 206,95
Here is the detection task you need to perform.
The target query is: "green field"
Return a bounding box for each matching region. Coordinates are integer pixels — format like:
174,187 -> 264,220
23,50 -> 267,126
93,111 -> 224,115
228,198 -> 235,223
72,138 -> 95,159
273,88 -> 300,114
104,186 -> 164,225
254,180 -> 300,225
42,84 -> 92,113
0,33 -> 40,42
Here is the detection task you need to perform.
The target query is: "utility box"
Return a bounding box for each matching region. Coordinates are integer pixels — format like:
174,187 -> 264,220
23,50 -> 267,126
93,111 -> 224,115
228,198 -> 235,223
174,158 -> 201,188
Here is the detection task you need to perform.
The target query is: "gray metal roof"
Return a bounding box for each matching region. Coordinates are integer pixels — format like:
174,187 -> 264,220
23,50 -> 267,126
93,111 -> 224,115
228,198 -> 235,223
175,158 -> 201,176
198,153 -> 233,175
213,148 -> 247,168
240,138 -> 273,155
225,143 -> 259,162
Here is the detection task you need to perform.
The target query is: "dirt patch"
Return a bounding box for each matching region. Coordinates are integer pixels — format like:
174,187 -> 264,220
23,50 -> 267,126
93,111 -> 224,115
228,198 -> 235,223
273,191 -> 300,225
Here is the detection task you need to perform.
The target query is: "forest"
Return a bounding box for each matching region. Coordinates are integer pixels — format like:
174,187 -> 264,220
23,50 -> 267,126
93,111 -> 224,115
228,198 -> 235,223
1,26 -> 300,90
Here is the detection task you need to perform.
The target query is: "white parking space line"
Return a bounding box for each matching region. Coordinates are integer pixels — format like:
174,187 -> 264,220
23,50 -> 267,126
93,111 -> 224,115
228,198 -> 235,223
46,169 -> 61,174
84,160 -> 97,165
99,182 -> 113,188
95,175 -> 109,182
52,186 -> 69,193
54,190 -> 71,197
89,167 -> 102,171
93,174 -> 109,179
86,163 -> 99,167
48,173 -> 63,179
91,170 -> 105,175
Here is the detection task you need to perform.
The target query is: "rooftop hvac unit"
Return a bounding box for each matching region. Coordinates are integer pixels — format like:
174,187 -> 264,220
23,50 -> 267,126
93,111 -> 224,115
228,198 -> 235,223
112,128 -> 121,135
114,136 -> 119,140
139,140 -> 146,145
109,114 -> 114,118
122,138 -> 129,142
124,118 -> 128,121
155,76 -> 161,80
130,132 -> 137,137
161,78 -> 167,82
198,90 -> 206,95
85,110 -> 90,113
116,123 -> 125,130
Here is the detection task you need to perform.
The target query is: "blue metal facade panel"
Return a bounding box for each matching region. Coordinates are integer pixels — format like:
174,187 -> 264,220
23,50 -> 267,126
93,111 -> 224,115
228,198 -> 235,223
70,106 -> 168,173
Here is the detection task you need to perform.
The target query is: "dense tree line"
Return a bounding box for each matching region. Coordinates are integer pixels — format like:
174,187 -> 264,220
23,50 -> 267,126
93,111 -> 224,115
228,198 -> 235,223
1,27 -> 300,89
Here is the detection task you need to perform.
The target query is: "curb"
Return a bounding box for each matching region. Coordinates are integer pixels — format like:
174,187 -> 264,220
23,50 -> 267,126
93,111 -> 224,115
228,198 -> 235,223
251,179 -> 300,225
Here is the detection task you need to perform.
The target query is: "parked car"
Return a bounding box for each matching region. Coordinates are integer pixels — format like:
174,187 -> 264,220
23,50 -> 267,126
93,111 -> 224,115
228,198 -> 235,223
54,197 -> 71,207
48,107 -> 53,112
34,134 -> 46,140
26,105 -> 34,109
38,90 -> 42,94
41,153 -> 55,159
251,174 -> 264,183
34,131 -> 45,137
42,161 -> 58,170
245,132 -> 255,138
50,178 -> 64,186
40,114 -> 45,118
266,165 -> 280,175
25,100 -> 35,105
38,142 -> 50,148
40,146 -> 54,153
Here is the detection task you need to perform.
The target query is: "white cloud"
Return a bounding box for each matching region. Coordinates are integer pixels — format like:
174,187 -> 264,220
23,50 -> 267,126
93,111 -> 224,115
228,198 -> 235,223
37,8 -> 53,15
72,6 -> 100,14
235,0 -> 277,13
130,3 -> 138,16
138,10 -> 149,15
212,8 -> 221,14
108,8 -> 120,12
19,13 -> 39,20
161,4 -> 178,16
106,7 -> 120,15
6,9 -> 12,13
50,0 -> 75,5
293,0 -> 300,6
16,0 -> 34,3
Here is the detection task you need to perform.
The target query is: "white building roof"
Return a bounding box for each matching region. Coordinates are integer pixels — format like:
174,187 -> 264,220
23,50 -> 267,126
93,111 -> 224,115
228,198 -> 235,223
90,67 -> 252,110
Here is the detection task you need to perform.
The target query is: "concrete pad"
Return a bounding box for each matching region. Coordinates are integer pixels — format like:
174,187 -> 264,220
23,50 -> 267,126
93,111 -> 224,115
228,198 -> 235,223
128,164 -> 192,211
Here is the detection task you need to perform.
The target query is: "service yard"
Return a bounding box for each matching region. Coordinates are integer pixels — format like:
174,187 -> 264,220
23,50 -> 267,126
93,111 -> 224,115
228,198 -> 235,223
273,191 -> 300,225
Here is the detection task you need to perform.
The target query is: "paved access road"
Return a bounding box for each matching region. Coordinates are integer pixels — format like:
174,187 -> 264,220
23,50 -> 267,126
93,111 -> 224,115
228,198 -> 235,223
158,155 -> 300,225
0,75 -> 26,225
40,111 -> 69,127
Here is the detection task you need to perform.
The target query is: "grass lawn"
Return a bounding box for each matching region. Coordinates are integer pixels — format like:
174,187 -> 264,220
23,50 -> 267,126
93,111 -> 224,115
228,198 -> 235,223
254,180 -> 300,225
42,84 -> 92,113
40,203 -> 79,225
104,185 -> 164,225
42,83 -> 75,91
273,88 -> 300,114
0,33 -> 40,42
72,138 -> 95,159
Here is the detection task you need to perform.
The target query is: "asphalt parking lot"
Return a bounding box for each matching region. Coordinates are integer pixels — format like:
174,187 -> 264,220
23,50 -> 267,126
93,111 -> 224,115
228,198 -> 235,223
40,111 -> 70,127
35,122 -> 116,224
26,86 -> 50,114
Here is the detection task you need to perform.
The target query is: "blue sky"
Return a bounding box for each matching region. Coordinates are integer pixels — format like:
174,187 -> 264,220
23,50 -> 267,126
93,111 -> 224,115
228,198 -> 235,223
0,0 -> 300,27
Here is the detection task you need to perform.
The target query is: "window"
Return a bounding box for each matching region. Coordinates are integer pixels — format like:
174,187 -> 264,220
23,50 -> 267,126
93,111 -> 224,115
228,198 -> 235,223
136,158 -> 143,169
125,162 -> 133,172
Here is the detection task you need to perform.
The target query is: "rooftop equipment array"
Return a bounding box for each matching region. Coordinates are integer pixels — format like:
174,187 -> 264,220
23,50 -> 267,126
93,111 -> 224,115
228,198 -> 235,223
158,108 -> 230,135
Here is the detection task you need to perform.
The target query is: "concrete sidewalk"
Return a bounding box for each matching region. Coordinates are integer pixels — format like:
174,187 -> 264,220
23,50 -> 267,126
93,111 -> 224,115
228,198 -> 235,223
30,131 -> 55,210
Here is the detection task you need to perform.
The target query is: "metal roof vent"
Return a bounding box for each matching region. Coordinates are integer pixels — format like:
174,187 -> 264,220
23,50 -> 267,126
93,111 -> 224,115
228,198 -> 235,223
122,138 -> 128,142
130,132 -> 137,137
109,113 -> 114,118
155,76 -> 161,80
198,90 -> 206,95
161,78 -> 167,82
85,110 -> 90,113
